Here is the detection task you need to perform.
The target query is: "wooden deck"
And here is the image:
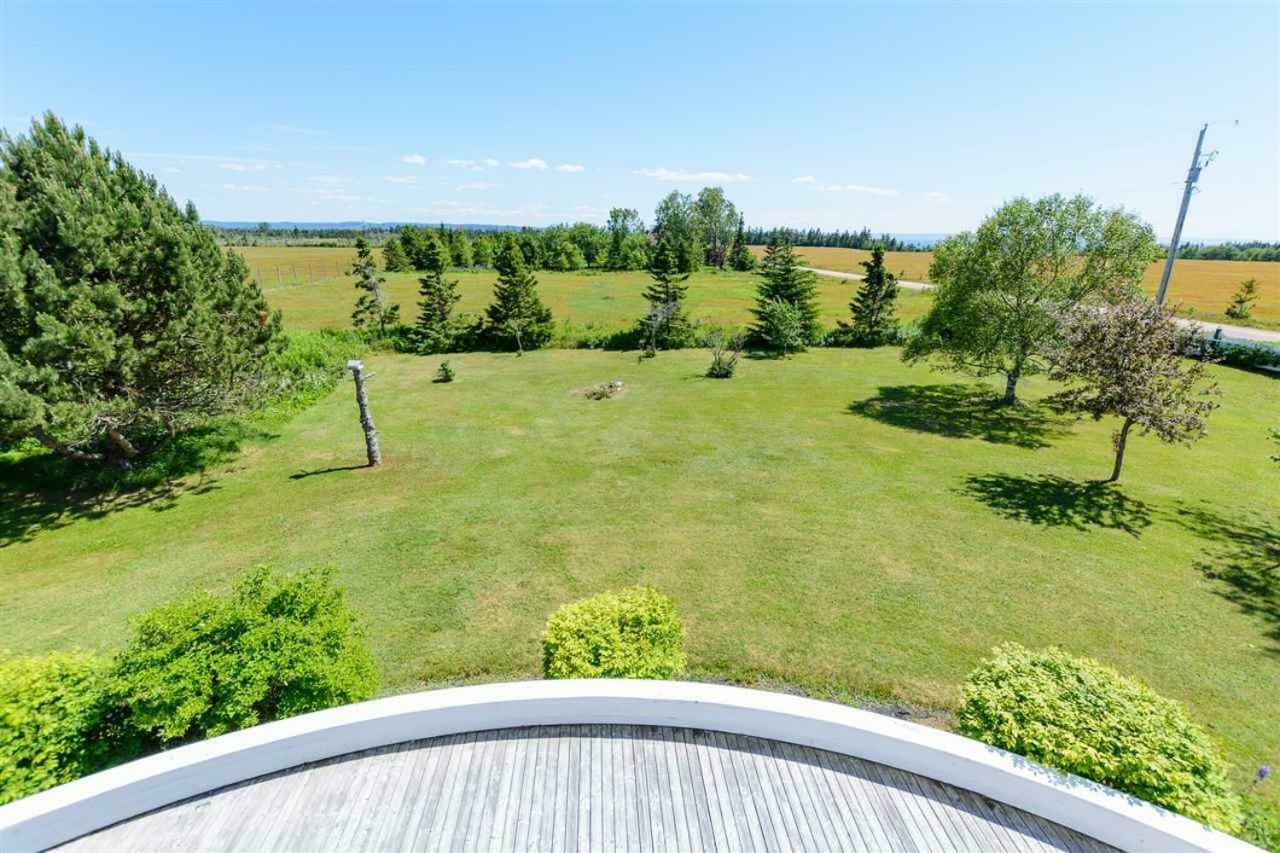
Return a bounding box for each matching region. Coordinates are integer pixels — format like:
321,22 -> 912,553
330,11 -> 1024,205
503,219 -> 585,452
61,724 -> 1114,852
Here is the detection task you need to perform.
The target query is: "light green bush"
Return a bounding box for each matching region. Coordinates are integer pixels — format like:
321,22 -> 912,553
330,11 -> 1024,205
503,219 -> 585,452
542,586 -> 686,679
107,565 -> 378,743
0,652 -> 108,805
957,643 -> 1242,833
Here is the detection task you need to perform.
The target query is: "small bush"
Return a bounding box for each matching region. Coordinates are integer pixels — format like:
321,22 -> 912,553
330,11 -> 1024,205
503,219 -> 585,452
106,565 -> 378,743
958,643 -> 1242,832
754,298 -> 807,355
264,329 -> 364,413
434,361 -> 455,383
542,586 -> 686,679
585,381 -> 624,400
706,328 -> 744,378
0,652 -> 110,805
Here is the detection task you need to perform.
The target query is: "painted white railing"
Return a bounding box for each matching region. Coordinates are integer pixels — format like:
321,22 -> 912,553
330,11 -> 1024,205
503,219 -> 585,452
0,680 -> 1257,852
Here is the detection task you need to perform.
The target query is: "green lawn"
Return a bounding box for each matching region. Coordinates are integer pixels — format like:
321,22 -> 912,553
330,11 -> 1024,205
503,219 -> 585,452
262,267 -> 935,333
2,347 -> 1276,799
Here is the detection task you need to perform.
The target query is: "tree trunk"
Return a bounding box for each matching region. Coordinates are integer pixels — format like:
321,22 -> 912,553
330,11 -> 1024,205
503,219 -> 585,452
1108,417 -> 1135,482
1001,368 -> 1020,405
31,427 -> 104,463
349,364 -> 381,466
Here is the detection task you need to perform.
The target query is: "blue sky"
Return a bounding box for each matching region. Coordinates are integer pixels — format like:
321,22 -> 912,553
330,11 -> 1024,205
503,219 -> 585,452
2,1 -> 1276,240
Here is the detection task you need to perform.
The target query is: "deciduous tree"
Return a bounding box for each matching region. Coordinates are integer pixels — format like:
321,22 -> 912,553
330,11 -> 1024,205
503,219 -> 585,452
904,195 -> 1158,404
694,186 -> 737,268
1048,299 -> 1219,482
654,191 -> 702,273
0,114 -> 280,468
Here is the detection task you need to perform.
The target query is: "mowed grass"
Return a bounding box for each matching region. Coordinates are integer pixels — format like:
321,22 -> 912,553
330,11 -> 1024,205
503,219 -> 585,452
1,348 -> 1276,796
762,245 -> 1280,328
256,259 -> 934,332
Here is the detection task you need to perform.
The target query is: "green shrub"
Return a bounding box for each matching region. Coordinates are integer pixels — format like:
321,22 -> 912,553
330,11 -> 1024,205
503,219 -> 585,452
106,565 -> 378,743
958,643 -> 1242,833
263,329 -> 364,413
542,586 -> 686,679
1242,797 -> 1279,851
754,298 -> 807,356
0,652 -> 109,804
434,361 -> 455,383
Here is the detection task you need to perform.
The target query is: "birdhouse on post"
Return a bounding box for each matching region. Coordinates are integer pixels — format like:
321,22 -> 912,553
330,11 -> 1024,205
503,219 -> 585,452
347,359 -> 381,466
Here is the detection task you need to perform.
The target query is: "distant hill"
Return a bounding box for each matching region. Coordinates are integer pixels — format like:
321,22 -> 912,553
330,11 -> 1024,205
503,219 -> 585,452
207,221 -> 527,232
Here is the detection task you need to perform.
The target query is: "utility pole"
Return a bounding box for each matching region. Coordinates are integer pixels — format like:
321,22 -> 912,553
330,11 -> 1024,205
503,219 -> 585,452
347,360 -> 381,466
1155,123 -> 1211,305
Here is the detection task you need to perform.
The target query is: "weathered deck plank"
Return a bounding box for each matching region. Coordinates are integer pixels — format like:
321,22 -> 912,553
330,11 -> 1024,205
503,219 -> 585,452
60,725 -> 1114,852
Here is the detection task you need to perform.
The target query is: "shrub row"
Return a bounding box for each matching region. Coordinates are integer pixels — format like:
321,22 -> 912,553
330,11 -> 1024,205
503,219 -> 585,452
0,566 -> 376,806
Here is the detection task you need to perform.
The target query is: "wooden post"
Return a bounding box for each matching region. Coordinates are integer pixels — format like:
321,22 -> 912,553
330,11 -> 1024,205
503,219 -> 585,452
347,360 -> 381,466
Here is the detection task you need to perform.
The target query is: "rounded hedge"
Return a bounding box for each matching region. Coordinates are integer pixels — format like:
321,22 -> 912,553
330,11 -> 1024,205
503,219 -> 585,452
542,586 -> 686,679
0,652 -> 107,805
957,643 -> 1242,833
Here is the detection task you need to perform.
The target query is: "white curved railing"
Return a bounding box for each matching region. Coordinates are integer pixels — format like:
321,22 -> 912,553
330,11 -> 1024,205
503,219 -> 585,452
0,680 -> 1256,852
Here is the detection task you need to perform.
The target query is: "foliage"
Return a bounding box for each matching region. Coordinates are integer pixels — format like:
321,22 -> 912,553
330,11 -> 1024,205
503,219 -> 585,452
542,586 -> 686,679
638,233 -> 695,353
1049,299 -> 1219,481
752,233 -> 821,345
605,208 -> 648,271
694,187 -> 738,268
1178,241 -> 1280,262
1225,278 -> 1259,320
654,191 -> 703,273
450,230 -> 473,268
0,113 -> 281,468
744,224 -> 922,252
958,643 -> 1242,833
706,329 -> 745,378
754,299 -> 808,356
382,238 -> 409,273
349,237 -> 400,337
412,232 -> 465,354
484,239 -> 555,353
835,243 -> 900,346
0,652 -> 111,805
106,565 -> 378,743
262,329 -> 364,413
904,194 -> 1158,404
585,381 -> 625,400
1204,337 -> 1280,372
728,213 -> 755,271
1242,798 -> 1280,851
434,360 -> 455,383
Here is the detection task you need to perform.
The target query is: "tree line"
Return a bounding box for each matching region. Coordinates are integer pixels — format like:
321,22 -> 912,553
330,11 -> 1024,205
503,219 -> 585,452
743,226 -> 923,251
1175,240 -> 1280,262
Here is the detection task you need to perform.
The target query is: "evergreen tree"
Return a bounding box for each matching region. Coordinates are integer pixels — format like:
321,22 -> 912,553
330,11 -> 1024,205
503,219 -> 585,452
451,230 -> 473,268
638,234 -> 694,353
472,234 -> 495,267
751,232 -> 821,346
0,114 -> 280,468
485,239 -> 554,353
413,232 -> 462,354
728,213 -> 755,271
350,237 -> 400,336
840,243 -> 900,346
382,238 -> 409,272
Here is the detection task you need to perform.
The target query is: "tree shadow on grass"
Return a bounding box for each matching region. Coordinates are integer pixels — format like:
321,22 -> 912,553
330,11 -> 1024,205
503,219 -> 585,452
957,473 -> 1153,537
0,422 -> 274,547
1175,501 -> 1280,655
847,384 -> 1071,449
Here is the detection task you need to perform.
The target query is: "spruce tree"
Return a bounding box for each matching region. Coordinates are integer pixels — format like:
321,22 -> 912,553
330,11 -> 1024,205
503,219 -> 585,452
382,238 -> 409,272
638,234 -> 694,353
350,237 -> 400,336
842,243 -> 900,346
485,239 -> 554,353
751,232 -> 821,346
451,230 -> 473,268
728,213 -> 755,271
413,232 -> 461,354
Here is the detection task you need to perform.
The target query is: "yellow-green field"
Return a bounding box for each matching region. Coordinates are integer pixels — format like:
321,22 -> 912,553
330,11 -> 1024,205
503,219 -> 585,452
752,246 -> 1280,328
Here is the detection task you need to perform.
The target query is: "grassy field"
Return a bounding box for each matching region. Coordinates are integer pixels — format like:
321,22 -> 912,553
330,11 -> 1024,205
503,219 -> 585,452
255,259 -> 935,333
2,348 -> 1277,799
761,245 -> 1280,328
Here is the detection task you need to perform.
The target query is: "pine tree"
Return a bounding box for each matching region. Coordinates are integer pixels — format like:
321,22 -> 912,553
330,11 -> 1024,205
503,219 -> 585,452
751,232 -> 820,346
413,232 -> 462,354
451,230 -> 473,268
841,243 -> 900,346
1225,278 -> 1258,320
382,238 -> 409,272
350,237 -> 400,336
485,239 -> 554,353
638,234 -> 694,353
728,213 -> 755,271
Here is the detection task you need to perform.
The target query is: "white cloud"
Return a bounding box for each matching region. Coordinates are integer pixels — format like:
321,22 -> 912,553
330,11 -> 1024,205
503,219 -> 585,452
456,181 -> 498,191
383,175 -> 418,185
509,157 -> 548,170
220,161 -> 273,173
791,175 -> 817,184
555,163 -> 585,173
400,153 -> 428,166
814,183 -> 900,196
635,167 -> 752,183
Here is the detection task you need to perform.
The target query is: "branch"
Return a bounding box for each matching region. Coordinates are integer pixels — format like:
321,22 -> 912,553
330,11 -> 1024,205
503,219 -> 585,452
31,427 -> 105,462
